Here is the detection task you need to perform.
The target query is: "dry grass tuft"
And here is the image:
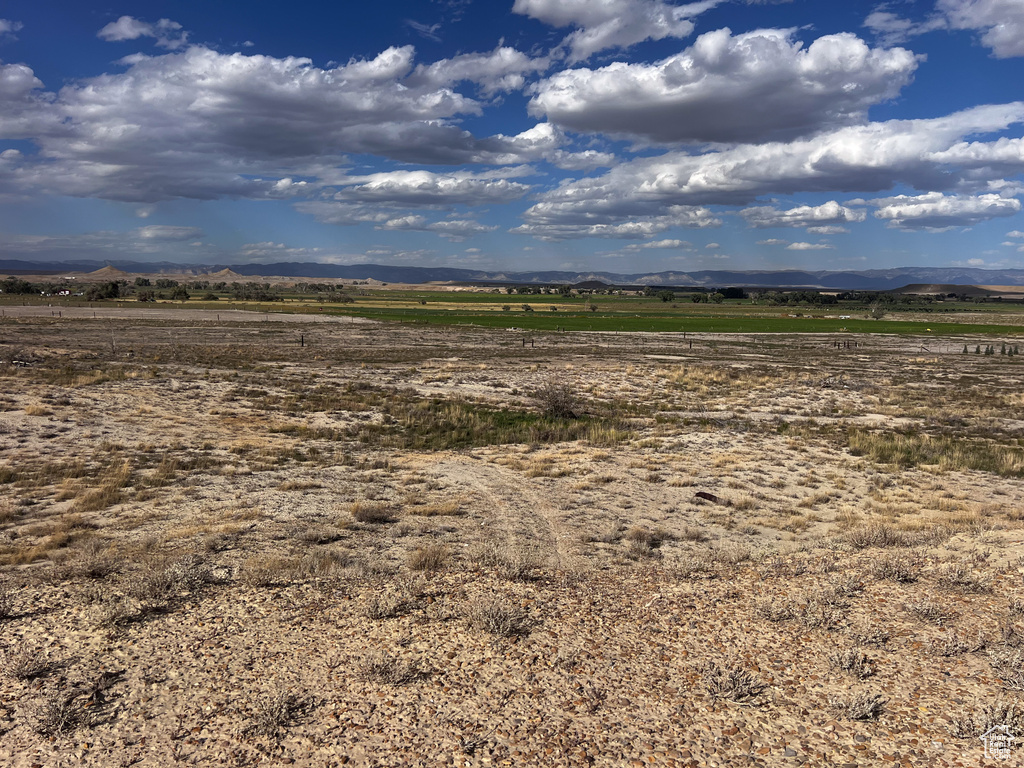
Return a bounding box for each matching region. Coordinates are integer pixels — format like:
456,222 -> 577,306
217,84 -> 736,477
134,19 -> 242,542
407,543 -> 450,572
350,501 -> 395,524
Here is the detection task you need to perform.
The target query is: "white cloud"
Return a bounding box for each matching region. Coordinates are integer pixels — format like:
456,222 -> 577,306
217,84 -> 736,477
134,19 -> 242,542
0,19 -> 24,40
380,215 -> 497,241
406,20 -> 442,43
97,16 -> 189,50
529,28 -> 918,143
705,242 -> 721,249
511,204 -> 720,241
786,242 -> 834,250
739,200 -> 867,229
136,225 -> 205,241
870,191 -> 1023,230
548,148 -> 617,171
1007,230 -> 1024,238
0,46 -> 565,202
335,170 -> 531,206
806,225 -> 850,235
641,239 -> 692,249
515,103 -> 1024,239
757,239 -> 789,245
866,0 -> 1024,58
513,0 -> 720,62
407,46 -> 547,96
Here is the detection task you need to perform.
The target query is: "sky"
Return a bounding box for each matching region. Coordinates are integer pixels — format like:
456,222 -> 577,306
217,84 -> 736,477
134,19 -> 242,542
2,1 -> 1024,274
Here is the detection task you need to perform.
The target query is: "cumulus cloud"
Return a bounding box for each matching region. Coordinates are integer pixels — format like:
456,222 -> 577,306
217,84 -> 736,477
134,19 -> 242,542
294,169 -> 521,240
739,200 -> 867,229
513,0 -> 720,62
1007,230 -> 1024,238
866,0 -> 1024,58
97,16 -> 189,50
0,46 -> 563,202
334,170 -> 531,206
870,191 -> 1022,230
515,102 -> 1024,239
407,46 -> 547,96
529,28 -> 918,143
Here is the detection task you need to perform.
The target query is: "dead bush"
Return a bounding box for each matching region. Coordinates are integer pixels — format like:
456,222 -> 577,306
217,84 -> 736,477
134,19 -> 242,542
465,599 -> 533,637
4,648 -> 53,681
950,697 -> 1024,739
31,689 -> 88,737
870,553 -> 920,583
364,593 -> 414,620
534,380 -> 582,419
357,652 -> 423,685
937,561 -> 992,593
827,647 -> 875,679
247,690 -> 306,739
845,523 -> 912,550
829,691 -> 886,721
701,662 -> 767,704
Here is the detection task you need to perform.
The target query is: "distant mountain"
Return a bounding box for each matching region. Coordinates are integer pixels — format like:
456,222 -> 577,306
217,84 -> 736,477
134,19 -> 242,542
3,259 -> 1024,291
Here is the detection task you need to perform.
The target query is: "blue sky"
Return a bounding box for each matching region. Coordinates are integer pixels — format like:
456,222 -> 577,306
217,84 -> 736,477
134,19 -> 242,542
2,0 -> 1024,273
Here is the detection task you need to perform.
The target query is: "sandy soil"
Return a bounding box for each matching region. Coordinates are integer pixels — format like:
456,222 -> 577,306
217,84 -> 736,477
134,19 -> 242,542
1,310 -> 1023,767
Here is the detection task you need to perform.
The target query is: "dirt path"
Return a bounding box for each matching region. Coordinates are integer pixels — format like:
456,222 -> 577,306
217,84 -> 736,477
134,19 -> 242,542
426,456 -> 586,571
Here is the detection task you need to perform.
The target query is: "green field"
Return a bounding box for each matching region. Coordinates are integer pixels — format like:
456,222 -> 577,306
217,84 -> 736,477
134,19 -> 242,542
6,284 -> 1024,336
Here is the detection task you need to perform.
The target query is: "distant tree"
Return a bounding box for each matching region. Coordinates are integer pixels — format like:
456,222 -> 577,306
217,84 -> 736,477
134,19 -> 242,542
502,305 -> 511,312
169,285 -> 190,301
136,290 -> 156,302
521,304 -> 533,312
709,292 -> 725,304
589,304 -> 597,312
155,279 -> 178,289
0,276 -> 36,295
657,290 -> 675,303
202,292 -> 219,301
721,287 -> 747,300
134,277 -> 151,287
85,281 -> 120,301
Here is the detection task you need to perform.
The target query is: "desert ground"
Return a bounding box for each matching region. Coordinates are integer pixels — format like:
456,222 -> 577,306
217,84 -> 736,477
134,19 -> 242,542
2,309 -> 1024,767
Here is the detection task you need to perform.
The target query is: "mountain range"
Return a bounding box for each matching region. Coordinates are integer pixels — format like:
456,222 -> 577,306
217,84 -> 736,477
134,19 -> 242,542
3,259 -> 1024,291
